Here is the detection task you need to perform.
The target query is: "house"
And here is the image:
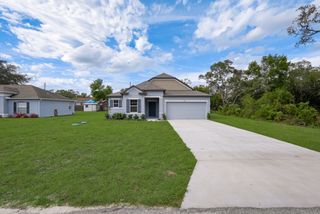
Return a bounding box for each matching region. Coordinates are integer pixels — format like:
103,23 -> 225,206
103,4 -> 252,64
107,73 -> 210,119
0,85 -> 75,117
75,97 -> 92,111
83,99 -> 98,112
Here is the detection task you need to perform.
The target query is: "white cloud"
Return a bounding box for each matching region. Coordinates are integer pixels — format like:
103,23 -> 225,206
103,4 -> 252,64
0,0 -> 171,74
194,0 -> 298,50
135,36 -> 152,53
30,63 -> 54,72
0,53 -> 12,59
175,71 -> 206,86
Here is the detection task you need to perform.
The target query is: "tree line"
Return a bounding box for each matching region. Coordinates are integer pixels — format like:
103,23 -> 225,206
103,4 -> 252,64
195,55 -> 320,126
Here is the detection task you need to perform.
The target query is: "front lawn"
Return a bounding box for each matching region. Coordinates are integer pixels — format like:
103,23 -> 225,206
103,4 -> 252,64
211,113 -> 320,152
0,112 -> 196,207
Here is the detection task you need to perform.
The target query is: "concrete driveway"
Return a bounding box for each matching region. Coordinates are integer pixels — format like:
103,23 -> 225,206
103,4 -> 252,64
169,120 -> 320,208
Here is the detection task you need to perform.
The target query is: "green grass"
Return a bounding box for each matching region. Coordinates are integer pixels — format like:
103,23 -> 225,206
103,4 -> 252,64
211,113 -> 320,152
0,112 -> 196,207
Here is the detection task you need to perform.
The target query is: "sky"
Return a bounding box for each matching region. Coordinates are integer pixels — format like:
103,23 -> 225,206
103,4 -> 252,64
0,0 -> 319,93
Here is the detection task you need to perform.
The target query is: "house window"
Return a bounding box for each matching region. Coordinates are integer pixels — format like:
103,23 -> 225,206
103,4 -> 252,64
130,99 -> 138,112
85,105 -> 88,108
113,100 -> 119,107
17,102 -> 27,113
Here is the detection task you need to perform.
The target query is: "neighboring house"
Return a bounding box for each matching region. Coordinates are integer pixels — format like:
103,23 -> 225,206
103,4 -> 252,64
75,97 -> 92,111
107,73 -> 210,119
83,99 -> 98,112
0,85 -> 75,117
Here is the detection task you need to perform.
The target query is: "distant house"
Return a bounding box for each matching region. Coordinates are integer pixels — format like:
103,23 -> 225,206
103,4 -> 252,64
75,97 -> 92,111
83,99 -> 98,112
0,85 -> 75,117
107,73 -> 210,119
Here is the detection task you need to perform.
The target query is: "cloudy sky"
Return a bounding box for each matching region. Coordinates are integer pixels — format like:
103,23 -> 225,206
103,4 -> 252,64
0,0 -> 319,93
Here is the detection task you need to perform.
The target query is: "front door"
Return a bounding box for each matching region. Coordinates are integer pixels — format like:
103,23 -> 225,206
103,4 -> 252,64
148,102 -> 156,117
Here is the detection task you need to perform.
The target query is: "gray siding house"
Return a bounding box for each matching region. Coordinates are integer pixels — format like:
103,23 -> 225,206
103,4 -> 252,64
108,73 -> 210,119
0,85 -> 75,117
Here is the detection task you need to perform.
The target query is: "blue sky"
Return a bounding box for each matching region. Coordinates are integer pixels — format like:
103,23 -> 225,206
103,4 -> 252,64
0,0 -> 319,93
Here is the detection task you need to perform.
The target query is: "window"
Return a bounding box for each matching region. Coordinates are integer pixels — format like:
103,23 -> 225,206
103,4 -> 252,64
130,99 -> 138,112
17,102 -> 27,113
113,100 -> 119,107
85,105 -> 88,108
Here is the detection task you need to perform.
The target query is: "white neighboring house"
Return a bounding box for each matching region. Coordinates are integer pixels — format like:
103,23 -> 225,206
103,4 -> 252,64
83,100 -> 98,112
0,84 -> 75,117
107,73 -> 211,120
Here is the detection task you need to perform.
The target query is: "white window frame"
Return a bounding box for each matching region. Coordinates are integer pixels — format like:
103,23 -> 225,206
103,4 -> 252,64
113,99 -> 119,108
130,99 -> 138,113
17,102 -> 27,114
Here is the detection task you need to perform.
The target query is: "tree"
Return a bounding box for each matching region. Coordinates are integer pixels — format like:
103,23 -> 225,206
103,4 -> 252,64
288,60 -> 320,110
288,4 -> 320,46
90,79 -> 112,101
0,60 -> 30,84
199,60 -> 243,107
79,93 -> 89,98
193,85 -> 210,94
55,89 -> 79,99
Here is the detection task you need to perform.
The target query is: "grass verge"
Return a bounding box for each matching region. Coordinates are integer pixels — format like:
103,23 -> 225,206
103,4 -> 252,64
211,113 -> 320,152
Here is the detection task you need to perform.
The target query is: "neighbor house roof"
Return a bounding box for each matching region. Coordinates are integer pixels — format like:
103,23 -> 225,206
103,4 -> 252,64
107,73 -> 209,97
84,99 -> 97,104
0,85 -> 73,100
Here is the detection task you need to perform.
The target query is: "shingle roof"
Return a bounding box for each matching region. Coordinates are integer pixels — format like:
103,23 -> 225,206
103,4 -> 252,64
136,81 -> 164,91
151,73 -> 175,79
0,85 -> 73,100
107,73 -> 210,97
108,91 -> 122,97
164,90 -> 210,97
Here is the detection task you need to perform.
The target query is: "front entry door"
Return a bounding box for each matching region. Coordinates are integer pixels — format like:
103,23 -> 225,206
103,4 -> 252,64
148,102 -> 156,117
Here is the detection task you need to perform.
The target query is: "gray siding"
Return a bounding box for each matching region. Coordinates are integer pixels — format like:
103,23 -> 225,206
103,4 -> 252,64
7,100 -> 40,115
40,100 -> 75,117
0,95 -> 6,116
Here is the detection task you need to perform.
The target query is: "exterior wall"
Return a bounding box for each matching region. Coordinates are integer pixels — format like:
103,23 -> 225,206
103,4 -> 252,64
108,98 -> 124,114
123,87 -> 145,116
39,100 -> 75,117
163,96 -> 210,118
7,99 -> 40,116
0,94 -> 7,116
83,104 -> 97,112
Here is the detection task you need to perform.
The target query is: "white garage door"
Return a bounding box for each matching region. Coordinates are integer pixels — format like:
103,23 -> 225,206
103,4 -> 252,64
166,102 -> 207,119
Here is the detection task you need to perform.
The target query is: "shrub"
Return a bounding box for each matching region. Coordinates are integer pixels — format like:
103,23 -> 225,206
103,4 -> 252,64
0,115 -> 2,118
127,114 -> 133,120
8,114 -> 14,118
222,104 -> 241,116
105,112 -> 110,120
30,113 -> 39,118
207,113 -> 211,119
140,114 -> 146,120
241,95 -> 257,118
112,113 -> 126,120
133,114 -> 139,120
162,114 -> 167,120
21,114 -> 29,118
282,104 -> 297,116
296,102 -> 318,125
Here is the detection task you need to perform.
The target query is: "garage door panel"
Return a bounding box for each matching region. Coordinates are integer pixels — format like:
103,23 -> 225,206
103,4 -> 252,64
166,102 -> 206,119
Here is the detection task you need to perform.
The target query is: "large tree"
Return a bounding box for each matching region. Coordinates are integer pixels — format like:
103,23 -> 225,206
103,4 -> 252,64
90,79 -> 112,101
0,60 -> 30,84
55,89 -> 79,99
199,60 -> 243,107
288,4 -> 320,46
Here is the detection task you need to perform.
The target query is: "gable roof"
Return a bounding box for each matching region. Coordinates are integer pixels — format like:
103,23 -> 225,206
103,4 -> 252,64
0,85 -> 74,100
107,73 -> 209,97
